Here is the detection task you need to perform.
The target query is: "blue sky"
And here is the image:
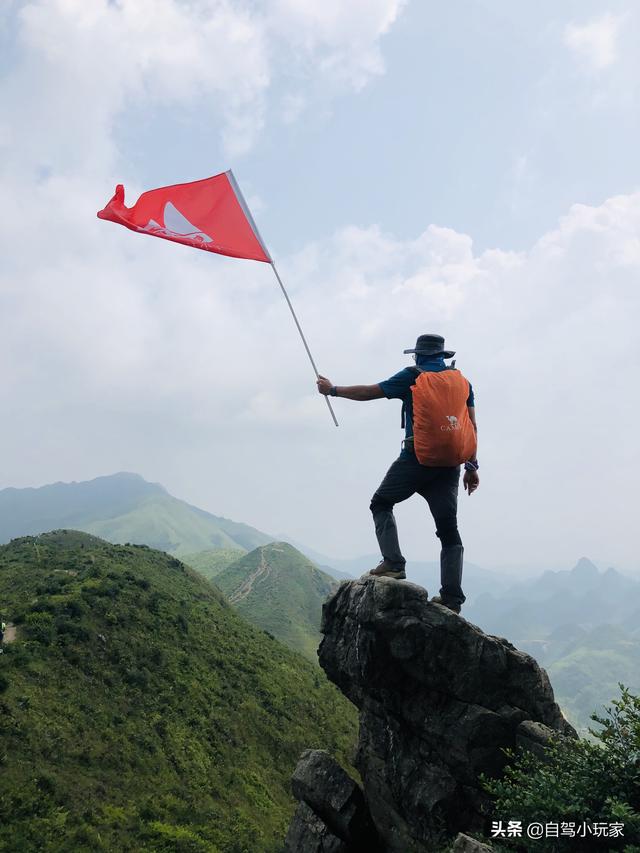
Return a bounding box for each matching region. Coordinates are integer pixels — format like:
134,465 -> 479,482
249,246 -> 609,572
1,0 -> 639,573
114,0 -> 640,255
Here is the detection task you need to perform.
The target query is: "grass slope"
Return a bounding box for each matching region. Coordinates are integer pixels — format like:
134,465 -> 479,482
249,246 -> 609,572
0,531 -> 357,852
0,473 -> 273,556
182,549 -> 247,581
214,543 -> 337,662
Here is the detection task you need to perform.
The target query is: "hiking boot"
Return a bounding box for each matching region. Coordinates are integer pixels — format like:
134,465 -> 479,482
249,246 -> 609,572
369,560 -> 406,580
430,595 -> 461,614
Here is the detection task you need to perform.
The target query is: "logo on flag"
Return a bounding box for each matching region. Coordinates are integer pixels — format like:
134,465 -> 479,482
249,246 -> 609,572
142,202 -> 215,244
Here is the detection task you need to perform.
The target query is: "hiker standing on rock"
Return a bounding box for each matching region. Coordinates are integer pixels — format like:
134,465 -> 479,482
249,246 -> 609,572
317,334 -> 478,614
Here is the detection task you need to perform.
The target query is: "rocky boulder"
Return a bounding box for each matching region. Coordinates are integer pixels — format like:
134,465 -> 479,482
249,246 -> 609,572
284,750 -> 382,852
286,577 -> 575,852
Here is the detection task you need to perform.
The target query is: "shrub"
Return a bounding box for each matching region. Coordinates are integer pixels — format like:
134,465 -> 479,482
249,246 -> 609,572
483,686 -> 640,851
55,619 -> 90,642
24,611 -> 55,645
125,668 -> 150,690
65,598 -> 88,619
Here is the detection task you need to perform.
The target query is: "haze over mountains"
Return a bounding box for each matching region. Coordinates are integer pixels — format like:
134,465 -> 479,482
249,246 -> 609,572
0,472 -> 276,557
0,473 -> 355,582
0,473 -> 513,589
464,556 -> 640,730
2,472 -> 637,730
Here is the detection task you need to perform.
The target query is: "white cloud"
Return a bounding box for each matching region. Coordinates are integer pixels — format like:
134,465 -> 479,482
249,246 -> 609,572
3,0 -> 270,165
268,0 -> 405,90
564,13 -> 622,72
1,0 -> 639,570
0,0 -> 407,436
4,180 -> 639,567
1,0 -> 403,167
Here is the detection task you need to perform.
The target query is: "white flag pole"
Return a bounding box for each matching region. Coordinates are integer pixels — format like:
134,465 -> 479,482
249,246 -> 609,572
226,170 -> 339,427
269,262 -> 338,427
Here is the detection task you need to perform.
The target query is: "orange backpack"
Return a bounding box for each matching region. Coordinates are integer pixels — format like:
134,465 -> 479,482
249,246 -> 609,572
410,368 -> 477,467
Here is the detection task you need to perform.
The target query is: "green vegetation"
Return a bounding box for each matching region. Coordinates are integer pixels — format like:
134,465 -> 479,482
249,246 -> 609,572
483,687 -> 640,851
0,530 -> 357,852
182,549 -> 247,581
546,626 -> 640,734
213,543 -> 337,662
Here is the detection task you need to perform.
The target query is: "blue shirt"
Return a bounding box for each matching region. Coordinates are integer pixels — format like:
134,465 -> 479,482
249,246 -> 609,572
378,357 -> 475,458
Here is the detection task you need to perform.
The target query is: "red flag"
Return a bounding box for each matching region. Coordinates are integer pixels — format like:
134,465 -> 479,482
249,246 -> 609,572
97,170 -> 271,263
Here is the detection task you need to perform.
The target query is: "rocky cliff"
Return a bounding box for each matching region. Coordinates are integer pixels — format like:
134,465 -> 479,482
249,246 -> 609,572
284,577 -> 576,852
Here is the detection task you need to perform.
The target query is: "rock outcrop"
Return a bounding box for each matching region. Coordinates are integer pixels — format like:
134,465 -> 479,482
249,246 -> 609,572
286,577 -> 575,852
284,750 -> 382,852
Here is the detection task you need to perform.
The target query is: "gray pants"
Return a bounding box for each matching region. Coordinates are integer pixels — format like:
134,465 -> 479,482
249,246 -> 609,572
370,455 -> 465,606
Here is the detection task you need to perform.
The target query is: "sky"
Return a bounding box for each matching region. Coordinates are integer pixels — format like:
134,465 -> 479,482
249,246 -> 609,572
1,0 -> 639,573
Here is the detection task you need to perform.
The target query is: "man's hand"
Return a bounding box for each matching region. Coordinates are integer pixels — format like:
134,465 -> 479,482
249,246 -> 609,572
317,375 -> 333,396
316,379 -> 384,401
463,469 -> 479,495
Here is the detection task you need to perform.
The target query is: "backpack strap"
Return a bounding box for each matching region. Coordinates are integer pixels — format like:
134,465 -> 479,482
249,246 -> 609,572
402,366 -> 422,428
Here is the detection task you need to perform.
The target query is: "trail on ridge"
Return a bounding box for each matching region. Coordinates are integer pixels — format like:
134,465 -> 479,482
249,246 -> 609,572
229,548 -> 271,605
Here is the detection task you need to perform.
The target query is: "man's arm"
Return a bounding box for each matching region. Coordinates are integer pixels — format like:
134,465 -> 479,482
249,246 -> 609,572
464,405 -> 479,494
467,406 -> 478,461
317,375 -> 385,401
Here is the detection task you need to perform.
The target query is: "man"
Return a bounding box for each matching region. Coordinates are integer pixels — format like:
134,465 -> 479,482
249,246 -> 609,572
317,333 -> 479,614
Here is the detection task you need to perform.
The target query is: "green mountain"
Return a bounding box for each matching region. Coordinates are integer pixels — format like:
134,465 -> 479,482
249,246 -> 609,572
213,543 -> 338,662
182,549 -> 247,581
0,473 -> 273,556
0,531 -> 357,852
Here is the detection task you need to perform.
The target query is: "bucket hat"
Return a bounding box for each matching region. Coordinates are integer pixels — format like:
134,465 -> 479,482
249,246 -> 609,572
403,333 -> 455,359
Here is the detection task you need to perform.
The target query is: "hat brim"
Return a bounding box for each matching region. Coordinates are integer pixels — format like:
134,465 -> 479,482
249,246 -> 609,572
403,348 -> 456,359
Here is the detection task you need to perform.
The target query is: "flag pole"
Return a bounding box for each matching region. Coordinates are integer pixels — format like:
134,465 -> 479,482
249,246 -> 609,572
270,262 -> 338,427
226,170 -> 338,427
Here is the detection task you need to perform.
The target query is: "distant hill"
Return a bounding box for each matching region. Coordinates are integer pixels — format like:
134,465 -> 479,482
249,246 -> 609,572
0,531 -> 357,852
213,543 -> 338,662
181,547 -> 247,580
464,557 -> 640,732
274,537 -> 358,581
466,557 -> 640,639
0,473 -> 273,556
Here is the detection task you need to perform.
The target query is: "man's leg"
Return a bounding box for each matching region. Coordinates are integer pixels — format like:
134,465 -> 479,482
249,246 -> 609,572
369,458 -> 418,571
419,467 -> 465,609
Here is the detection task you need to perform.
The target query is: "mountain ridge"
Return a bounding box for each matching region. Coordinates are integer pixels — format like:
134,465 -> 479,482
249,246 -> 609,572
0,530 -> 357,851
213,543 -> 338,661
